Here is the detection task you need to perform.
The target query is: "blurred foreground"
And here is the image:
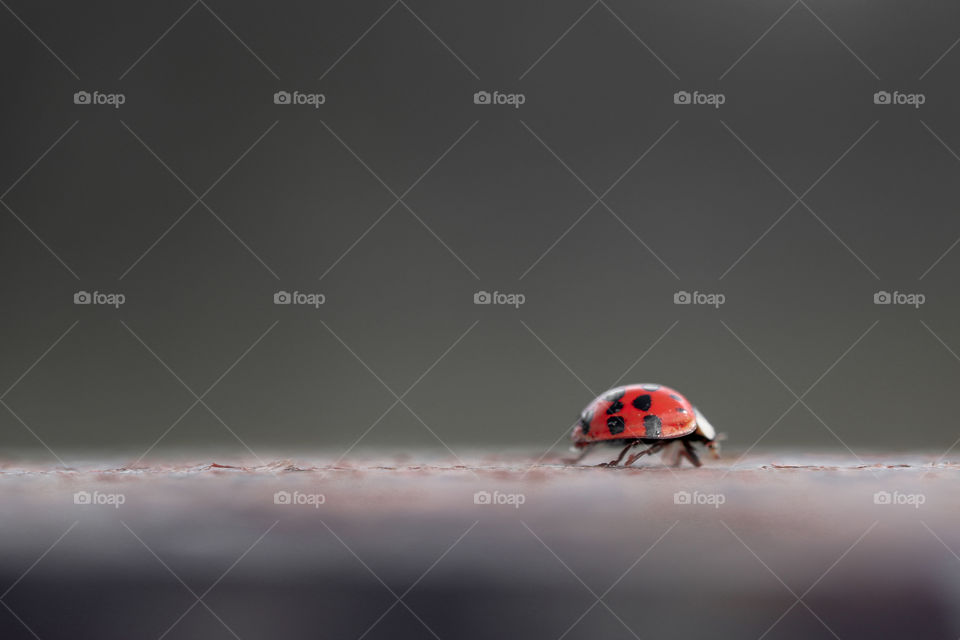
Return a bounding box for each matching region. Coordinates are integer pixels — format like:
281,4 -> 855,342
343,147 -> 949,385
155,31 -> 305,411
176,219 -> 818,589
1,449 -> 958,639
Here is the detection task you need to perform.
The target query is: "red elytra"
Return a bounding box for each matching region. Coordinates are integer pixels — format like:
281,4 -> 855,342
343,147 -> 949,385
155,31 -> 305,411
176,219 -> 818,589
572,384 -> 696,444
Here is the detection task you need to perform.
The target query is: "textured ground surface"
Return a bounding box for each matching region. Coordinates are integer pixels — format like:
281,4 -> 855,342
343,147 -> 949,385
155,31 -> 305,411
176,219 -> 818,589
1,449 -> 959,639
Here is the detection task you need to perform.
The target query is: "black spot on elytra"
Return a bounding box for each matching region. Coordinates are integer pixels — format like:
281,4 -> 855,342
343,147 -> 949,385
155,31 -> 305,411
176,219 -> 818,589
643,414 -> 662,436
607,416 -> 625,435
606,400 -> 624,414
676,407 -> 687,413
632,394 -> 652,411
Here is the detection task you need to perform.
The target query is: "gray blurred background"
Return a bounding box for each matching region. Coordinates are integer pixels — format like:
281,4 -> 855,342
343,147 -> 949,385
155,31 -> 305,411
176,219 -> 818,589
3,0 -> 960,461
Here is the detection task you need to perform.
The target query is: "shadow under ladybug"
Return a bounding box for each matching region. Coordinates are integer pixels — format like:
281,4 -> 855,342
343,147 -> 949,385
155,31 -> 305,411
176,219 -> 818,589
567,384 -> 721,468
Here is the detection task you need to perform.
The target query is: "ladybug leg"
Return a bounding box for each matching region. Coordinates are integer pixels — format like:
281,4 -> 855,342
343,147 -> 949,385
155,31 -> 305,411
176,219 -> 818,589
623,441 -> 668,467
679,440 -> 703,468
660,441 -> 684,467
598,441 -> 638,467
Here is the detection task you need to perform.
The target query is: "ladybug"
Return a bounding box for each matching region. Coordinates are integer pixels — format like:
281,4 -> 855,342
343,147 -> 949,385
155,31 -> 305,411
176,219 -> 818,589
569,384 -> 719,467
